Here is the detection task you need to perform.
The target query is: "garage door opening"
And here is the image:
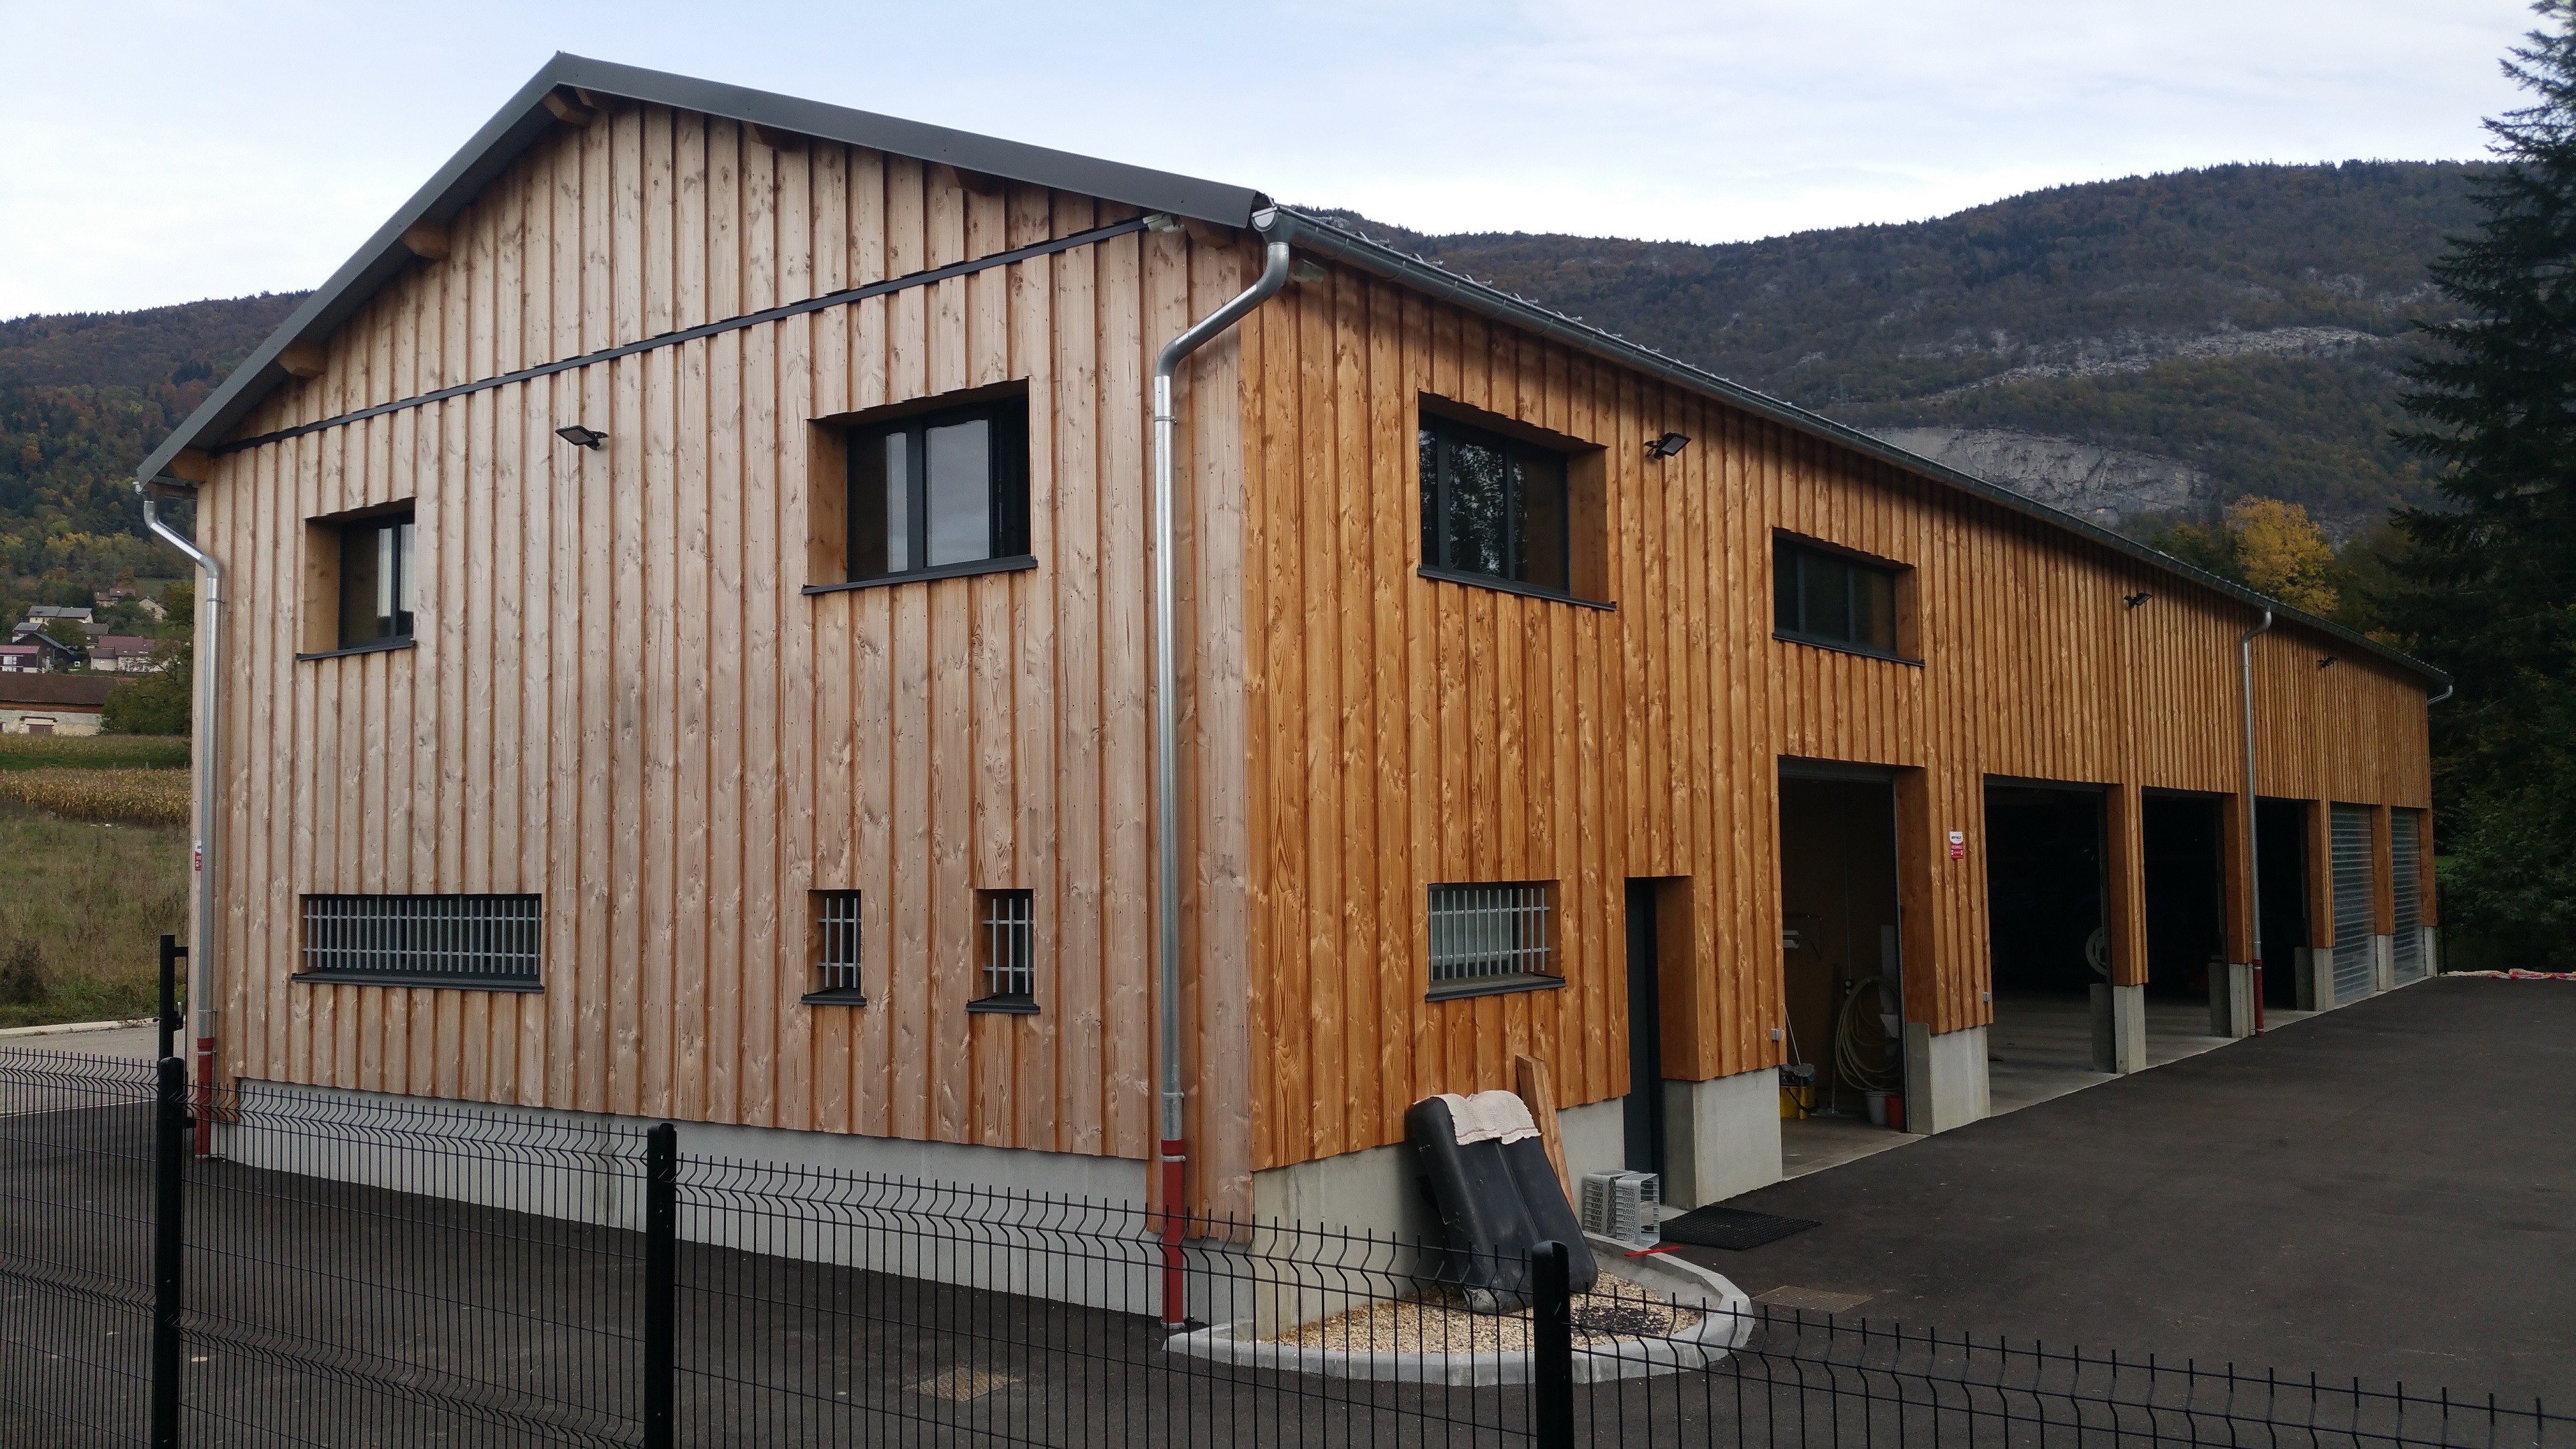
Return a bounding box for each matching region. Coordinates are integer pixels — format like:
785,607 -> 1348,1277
2256,797 -> 2312,1011
2144,793 -> 2225,1002
1983,781 -> 2112,1109
1777,767 -> 1908,1176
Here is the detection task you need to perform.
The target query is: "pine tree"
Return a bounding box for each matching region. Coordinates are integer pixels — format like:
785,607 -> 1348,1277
2390,1 -> 2576,963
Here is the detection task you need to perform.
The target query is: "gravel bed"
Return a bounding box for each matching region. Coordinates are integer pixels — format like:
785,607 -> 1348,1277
1269,1270 -> 1701,1353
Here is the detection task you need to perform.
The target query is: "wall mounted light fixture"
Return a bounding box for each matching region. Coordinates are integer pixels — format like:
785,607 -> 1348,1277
555,424 -> 607,450
2318,655 -> 2339,669
1647,431 -> 1691,459
2124,591 -> 2152,608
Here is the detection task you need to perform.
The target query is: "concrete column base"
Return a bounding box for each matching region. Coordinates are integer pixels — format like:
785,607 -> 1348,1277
2298,946 -> 2333,1011
2092,982 -> 2147,1073
2422,926 -> 2441,978
1902,1022 -> 1989,1134
2373,934 -> 2397,993
2211,962 -> 2256,1038
1659,1069 -> 1784,1209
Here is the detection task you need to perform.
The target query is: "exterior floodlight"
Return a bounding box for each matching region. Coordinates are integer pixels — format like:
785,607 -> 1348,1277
2124,591 -> 2152,608
2318,655 -> 2339,669
1646,432 -> 1691,459
555,424 -> 608,450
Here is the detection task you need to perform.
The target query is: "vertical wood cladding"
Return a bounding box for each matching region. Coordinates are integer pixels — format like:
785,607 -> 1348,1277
199,104 -> 1257,1211
1236,264 -> 2434,1173
197,100 -> 2435,1195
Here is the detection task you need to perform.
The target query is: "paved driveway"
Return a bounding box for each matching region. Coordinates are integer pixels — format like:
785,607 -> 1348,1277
1679,978 -> 2576,1408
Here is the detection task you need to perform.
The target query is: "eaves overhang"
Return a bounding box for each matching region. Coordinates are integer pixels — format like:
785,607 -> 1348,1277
134,53 -> 1265,487
1264,207 -> 2451,693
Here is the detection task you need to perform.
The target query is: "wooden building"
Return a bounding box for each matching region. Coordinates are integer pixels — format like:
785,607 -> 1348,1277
137,56 -> 2446,1229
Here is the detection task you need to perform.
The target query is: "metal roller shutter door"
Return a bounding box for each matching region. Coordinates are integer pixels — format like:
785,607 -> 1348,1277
2389,811 -> 2425,984
2330,804 -> 2377,1003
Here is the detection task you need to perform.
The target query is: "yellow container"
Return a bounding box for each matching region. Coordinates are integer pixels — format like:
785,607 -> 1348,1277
1778,1084 -> 1815,1120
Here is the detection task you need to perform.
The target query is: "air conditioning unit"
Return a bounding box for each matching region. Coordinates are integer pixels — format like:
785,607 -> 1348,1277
1579,1170 -> 1661,1247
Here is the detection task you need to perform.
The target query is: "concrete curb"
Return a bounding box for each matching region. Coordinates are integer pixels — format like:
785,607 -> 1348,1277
1162,1233 -> 1754,1384
0,1018 -> 153,1040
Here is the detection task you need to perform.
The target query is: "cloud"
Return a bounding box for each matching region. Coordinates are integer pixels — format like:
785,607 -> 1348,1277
0,0 -> 2535,315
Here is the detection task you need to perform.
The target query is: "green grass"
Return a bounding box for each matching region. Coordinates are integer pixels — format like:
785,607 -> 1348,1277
0,800 -> 187,1028
0,734 -> 190,772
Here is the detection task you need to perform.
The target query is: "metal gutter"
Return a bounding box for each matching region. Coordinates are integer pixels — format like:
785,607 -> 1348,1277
1147,209 -> 1294,1329
139,482 -> 223,1141
2239,610 -> 2275,1035
136,54 -> 1263,487
1262,207 -> 2452,694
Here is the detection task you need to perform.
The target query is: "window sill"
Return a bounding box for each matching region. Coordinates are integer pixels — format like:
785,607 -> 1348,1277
805,555 -> 1038,596
1417,567 -> 1614,611
1772,632 -> 1922,667
1426,972 -> 1566,1003
967,997 -> 1039,1015
296,636 -> 418,663
799,987 -> 869,1007
292,970 -> 540,993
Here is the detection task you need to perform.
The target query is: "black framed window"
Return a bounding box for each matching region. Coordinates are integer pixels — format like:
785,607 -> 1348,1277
338,511 -> 416,649
1773,536 -> 1902,657
847,401 -> 1028,582
1420,415 -> 1571,594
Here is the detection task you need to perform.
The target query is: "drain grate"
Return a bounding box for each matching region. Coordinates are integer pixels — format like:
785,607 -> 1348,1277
1657,1204 -> 1821,1251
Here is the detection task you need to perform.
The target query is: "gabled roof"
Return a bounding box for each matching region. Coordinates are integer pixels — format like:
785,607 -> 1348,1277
0,673 -> 117,709
134,57 -> 2446,691
133,54 -> 1267,485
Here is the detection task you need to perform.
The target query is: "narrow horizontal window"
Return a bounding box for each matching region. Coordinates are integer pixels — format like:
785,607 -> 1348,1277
296,894 -> 541,989
1427,882 -> 1556,996
805,889 -> 865,1003
1773,535 -> 1905,658
974,889 -> 1036,1010
847,400 -> 1028,584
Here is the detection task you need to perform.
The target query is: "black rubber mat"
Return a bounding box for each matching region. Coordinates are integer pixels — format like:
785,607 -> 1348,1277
1657,1203 -> 1821,1251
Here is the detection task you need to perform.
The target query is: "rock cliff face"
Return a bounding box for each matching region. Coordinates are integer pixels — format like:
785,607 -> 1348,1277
1865,427 -> 2218,527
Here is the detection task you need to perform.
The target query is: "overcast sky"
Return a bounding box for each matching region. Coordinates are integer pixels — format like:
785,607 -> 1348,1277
0,0 -> 2539,319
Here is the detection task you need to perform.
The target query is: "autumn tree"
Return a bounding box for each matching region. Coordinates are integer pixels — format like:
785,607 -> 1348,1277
2227,498 -> 2339,614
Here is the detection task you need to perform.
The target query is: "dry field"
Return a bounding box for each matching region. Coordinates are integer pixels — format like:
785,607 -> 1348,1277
0,737 -> 191,1027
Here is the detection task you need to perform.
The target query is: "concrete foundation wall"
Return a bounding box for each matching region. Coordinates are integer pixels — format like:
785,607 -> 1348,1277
1661,1068 -> 1783,1207
1904,1023 -> 1990,1134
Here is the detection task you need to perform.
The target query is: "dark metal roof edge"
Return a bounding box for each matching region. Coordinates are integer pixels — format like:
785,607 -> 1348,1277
1267,207 -> 2450,692
139,54 -> 1263,484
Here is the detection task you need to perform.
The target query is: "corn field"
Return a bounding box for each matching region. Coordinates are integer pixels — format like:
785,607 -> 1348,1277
0,768 -> 189,827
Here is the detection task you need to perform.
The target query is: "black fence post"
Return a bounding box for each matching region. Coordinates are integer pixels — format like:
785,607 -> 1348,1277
643,1122 -> 677,1449
150,1054 -> 187,1449
1531,1240 -> 1574,1449
157,935 -> 185,1063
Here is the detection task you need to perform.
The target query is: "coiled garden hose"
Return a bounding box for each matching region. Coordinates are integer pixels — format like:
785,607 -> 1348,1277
1833,977 -> 1902,1095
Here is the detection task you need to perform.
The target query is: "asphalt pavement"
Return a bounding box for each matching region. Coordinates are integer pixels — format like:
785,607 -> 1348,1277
1677,978 -> 2576,1407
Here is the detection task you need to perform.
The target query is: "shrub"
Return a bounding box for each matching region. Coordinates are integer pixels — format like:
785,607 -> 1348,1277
0,939 -> 45,1006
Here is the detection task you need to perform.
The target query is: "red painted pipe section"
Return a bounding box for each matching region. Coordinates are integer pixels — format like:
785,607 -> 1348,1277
1159,1142 -> 1186,1327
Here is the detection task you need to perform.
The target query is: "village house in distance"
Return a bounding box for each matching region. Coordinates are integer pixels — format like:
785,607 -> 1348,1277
133,55 -> 2444,1233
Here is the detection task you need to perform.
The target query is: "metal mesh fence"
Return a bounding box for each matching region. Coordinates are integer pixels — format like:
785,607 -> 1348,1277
1,1043 -> 2564,1448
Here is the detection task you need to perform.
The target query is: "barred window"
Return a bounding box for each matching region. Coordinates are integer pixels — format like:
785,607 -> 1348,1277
298,895 -> 541,989
803,890 -> 865,1005
972,889 -> 1036,1012
1427,882 -> 1558,999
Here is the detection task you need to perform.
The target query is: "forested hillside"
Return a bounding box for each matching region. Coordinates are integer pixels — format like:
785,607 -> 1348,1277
0,294 -> 300,601
1316,160 -> 2483,536
0,161 -> 2480,609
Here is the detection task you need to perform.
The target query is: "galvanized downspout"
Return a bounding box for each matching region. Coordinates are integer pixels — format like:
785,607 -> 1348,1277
1150,208 -> 1291,1329
2238,609 -> 2274,1036
139,481 -> 223,1142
